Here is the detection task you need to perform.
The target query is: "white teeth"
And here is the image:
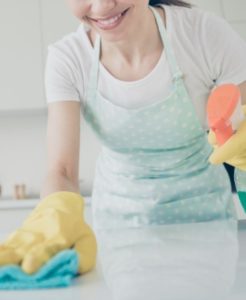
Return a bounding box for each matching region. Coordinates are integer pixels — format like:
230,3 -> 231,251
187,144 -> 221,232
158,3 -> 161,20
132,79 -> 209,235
97,13 -> 122,25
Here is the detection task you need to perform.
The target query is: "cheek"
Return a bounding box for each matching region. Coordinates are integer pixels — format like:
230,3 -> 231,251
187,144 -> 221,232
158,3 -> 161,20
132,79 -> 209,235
73,9 -> 87,21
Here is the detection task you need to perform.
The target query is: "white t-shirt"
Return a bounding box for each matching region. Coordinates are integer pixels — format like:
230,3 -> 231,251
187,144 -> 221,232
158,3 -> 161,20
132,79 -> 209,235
44,4 -> 246,130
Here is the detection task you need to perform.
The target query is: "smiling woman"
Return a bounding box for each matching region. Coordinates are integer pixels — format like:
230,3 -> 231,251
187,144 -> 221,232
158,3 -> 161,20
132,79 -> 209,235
43,1 -> 246,228
1,0 -> 246,292
47,1 -> 246,224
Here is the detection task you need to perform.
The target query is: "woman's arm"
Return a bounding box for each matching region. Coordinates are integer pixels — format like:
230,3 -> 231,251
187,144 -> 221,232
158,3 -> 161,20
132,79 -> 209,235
40,101 -> 81,199
1,101 -> 97,275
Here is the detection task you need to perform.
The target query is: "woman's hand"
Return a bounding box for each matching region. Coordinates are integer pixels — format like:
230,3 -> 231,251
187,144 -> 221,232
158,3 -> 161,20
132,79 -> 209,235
0,191 -> 97,275
208,105 -> 246,171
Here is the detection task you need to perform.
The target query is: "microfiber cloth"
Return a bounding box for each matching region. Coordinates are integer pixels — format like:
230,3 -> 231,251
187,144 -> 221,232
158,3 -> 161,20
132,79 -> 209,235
0,249 -> 79,289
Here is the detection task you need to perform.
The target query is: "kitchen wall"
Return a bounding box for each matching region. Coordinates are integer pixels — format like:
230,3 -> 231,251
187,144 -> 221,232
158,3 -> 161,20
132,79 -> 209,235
0,0 -> 246,199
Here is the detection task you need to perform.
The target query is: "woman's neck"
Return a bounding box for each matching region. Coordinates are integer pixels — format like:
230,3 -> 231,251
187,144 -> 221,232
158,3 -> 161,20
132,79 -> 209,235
88,6 -> 166,67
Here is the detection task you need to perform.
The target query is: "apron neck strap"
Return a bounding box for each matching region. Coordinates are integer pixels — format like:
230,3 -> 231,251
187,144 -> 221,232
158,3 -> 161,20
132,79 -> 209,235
86,34 -> 101,100
149,5 -> 183,81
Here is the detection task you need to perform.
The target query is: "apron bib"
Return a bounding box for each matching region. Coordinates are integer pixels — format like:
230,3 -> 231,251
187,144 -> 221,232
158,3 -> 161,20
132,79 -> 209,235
83,6 -> 236,231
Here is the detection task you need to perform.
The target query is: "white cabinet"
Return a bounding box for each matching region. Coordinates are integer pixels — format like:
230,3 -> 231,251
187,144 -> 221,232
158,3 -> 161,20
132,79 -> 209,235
40,0 -> 80,60
0,0 -> 80,112
0,0 -> 45,111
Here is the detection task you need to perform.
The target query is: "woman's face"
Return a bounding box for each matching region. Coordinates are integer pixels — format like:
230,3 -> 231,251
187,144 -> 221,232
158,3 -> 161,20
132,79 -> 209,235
66,0 -> 149,41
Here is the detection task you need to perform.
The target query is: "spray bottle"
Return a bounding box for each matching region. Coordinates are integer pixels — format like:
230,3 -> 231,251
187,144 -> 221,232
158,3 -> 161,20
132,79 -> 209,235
207,83 -> 246,212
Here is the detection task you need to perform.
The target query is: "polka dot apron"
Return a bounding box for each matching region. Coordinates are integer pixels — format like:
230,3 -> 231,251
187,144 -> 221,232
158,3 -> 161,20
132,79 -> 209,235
83,6 -> 237,232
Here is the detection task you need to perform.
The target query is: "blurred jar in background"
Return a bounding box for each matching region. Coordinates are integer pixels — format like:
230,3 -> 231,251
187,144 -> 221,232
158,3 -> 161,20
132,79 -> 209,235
14,184 -> 26,199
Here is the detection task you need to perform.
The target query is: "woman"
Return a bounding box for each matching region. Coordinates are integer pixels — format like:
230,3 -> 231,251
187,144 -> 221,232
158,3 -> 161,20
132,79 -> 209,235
0,0 -> 246,278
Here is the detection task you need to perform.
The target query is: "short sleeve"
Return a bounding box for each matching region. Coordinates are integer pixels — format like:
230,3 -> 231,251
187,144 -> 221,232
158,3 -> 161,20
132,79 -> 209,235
200,12 -> 246,86
44,45 -> 80,104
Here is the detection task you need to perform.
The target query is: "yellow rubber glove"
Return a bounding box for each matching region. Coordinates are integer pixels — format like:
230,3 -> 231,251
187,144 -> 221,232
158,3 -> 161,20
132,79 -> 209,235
0,191 -> 97,275
208,105 -> 246,171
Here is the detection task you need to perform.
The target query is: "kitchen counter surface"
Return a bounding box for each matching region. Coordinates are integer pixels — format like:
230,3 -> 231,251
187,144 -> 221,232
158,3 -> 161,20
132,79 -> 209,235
0,196 -> 246,299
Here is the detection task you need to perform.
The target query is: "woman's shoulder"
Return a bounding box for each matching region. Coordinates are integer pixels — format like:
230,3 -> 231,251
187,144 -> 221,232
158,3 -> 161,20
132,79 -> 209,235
159,3 -> 229,39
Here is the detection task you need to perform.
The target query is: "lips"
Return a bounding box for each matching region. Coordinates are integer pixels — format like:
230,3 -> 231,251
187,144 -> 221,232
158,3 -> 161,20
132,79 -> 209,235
96,12 -> 123,25
88,8 -> 130,30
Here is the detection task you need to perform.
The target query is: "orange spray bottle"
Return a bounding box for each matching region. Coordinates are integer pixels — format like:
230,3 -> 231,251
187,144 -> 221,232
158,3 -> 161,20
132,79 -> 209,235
207,83 -> 246,212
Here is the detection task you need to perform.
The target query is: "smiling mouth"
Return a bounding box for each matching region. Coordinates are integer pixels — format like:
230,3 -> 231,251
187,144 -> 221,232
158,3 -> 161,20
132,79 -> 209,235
87,8 -> 130,30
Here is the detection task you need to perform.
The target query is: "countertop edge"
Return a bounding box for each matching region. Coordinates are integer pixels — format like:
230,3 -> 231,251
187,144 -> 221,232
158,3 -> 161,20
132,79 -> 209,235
0,194 -> 245,221
0,197 -> 92,209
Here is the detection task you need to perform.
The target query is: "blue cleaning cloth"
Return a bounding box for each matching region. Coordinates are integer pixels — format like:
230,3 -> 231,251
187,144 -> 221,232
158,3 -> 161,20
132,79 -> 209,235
0,249 -> 79,289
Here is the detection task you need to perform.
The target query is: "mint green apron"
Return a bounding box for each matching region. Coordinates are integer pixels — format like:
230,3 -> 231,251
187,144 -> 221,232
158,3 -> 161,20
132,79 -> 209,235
83,6 -> 236,232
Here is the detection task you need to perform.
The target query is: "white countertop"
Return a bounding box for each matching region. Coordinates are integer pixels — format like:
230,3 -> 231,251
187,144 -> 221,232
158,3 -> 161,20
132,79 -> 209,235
0,218 -> 245,299
0,196 -> 246,299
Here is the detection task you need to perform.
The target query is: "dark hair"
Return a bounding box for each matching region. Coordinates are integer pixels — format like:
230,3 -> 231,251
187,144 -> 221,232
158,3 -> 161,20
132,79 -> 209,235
149,0 -> 192,8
